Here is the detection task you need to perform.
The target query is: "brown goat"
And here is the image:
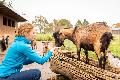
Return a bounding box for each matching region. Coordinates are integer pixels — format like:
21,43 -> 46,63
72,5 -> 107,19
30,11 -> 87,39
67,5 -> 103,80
31,38 -> 37,50
42,41 -> 50,56
53,22 -> 113,69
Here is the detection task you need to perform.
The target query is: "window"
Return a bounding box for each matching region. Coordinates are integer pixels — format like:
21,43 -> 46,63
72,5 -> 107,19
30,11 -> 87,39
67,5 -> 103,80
3,17 -> 7,26
8,19 -> 11,26
3,17 -> 15,27
12,20 -> 15,27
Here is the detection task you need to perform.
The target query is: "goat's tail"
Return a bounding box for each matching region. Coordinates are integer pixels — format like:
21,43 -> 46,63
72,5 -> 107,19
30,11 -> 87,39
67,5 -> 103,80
100,32 -> 113,52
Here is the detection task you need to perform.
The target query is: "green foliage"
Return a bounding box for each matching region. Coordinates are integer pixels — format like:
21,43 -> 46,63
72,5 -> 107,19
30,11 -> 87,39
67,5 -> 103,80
0,0 -> 13,7
36,33 -> 53,41
109,35 -> 120,57
75,19 -> 82,27
32,16 -> 49,33
44,26 -> 53,33
83,19 -> 89,26
58,19 -> 73,28
63,39 -> 77,52
75,19 -> 89,27
53,19 -> 58,25
44,23 -> 54,33
0,0 -> 5,4
53,19 -> 73,32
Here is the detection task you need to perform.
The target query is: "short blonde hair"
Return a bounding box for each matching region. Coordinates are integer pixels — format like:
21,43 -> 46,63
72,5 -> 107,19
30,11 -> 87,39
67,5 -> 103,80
17,23 -> 34,37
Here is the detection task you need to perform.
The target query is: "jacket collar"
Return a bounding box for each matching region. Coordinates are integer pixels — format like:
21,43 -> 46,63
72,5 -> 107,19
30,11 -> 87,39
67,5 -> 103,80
14,36 -> 31,44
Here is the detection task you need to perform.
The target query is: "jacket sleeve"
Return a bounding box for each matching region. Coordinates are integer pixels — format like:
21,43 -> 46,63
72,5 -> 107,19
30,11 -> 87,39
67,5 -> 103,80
23,58 -> 34,65
21,44 -> 52,65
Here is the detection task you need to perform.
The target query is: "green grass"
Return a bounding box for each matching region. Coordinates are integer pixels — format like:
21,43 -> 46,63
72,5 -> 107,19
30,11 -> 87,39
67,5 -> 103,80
109,34 -> 120,57
63,35 -> 120,59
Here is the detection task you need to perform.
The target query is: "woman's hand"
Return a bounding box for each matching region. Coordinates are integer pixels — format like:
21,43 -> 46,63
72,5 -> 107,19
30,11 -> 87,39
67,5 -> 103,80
50,47 -> 61,57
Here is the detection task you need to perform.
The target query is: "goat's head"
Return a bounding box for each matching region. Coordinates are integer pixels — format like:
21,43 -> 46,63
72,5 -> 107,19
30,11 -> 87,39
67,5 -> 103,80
53,28 -> 74,47
53,31 -> 65,47
42,41 -> 49,48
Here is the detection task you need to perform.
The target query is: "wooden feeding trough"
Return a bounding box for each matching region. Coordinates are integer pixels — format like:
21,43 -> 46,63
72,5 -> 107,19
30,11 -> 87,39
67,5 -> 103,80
50,51 -> 120,80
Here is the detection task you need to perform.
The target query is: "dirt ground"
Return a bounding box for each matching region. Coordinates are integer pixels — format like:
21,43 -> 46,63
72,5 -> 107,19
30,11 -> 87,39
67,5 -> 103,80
0,41 -> 57,80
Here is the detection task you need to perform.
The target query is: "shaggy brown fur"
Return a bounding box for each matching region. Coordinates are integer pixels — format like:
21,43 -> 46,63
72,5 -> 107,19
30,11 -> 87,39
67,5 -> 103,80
53,22 -> 113,69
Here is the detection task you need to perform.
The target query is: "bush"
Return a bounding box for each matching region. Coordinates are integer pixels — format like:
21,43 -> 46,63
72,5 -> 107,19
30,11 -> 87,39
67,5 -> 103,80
36,33 -> 53,41
63,39 -> 76,52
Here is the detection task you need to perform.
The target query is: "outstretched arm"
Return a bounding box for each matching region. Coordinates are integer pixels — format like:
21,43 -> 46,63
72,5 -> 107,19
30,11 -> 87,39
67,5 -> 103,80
23,58 -> 34,65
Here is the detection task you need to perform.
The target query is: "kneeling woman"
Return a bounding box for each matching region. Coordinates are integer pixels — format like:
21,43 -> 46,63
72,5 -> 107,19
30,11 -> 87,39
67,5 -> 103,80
0,23 -> 55,80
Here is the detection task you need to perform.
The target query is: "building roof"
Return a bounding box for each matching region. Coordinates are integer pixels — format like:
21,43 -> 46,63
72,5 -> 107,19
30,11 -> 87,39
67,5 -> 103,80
0,3 -> 27,22
112,27 -> 120,30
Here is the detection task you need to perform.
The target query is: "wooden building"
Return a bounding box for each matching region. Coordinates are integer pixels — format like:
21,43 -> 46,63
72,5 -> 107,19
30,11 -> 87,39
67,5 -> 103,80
0,3 -> 27,43
112,28 -> 120,34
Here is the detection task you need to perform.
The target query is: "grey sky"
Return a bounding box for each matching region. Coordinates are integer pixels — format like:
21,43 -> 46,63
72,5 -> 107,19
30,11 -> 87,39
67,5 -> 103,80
11,0 -> 120,26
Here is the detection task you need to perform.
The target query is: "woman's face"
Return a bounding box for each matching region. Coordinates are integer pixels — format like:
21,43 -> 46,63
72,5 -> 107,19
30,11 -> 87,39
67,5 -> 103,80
27,28 -> 37,41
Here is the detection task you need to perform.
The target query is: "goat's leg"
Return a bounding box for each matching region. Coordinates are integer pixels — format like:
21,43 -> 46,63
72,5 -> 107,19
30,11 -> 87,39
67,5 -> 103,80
84,50 -> 89,64
77,48 -> 81,61
99,56 -> 103,68
94,42 -> 103,68
103,51 -> 107,69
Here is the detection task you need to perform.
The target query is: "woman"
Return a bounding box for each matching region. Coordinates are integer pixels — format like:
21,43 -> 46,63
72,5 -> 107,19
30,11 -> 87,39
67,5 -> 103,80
0,23 -> 56,80
1,36 -> 6,52
5,35 -> 9,48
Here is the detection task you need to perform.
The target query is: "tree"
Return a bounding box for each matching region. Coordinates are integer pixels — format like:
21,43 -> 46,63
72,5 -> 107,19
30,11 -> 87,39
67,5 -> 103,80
44,23 -> 54,33
83,19 -> 89,26
53,19 -> 60,32
32,16 -> 49,33
0,0 -> 5,4
58,19 -> 73,28
113,23 -> 120,28
75,19 -> 82,27
75,19 -> 89,27
0,0 -> 13,7
52,19 -> 73,32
